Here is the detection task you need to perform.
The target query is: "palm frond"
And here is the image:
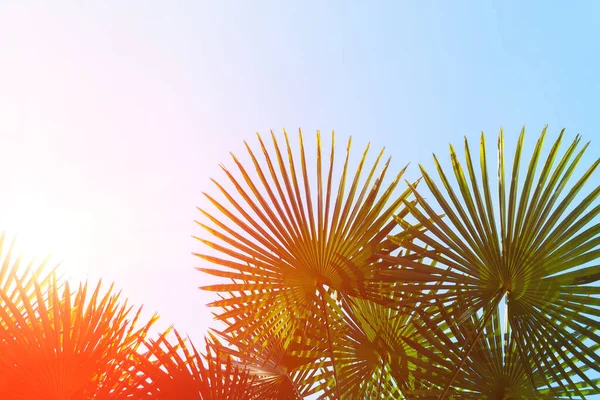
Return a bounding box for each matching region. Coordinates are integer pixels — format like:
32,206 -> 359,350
389,126 -> 600,397
195,130 -> 410,351
0,273 -> 157,399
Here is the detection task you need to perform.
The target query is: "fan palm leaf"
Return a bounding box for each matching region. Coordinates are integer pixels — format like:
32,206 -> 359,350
306,295 -> 413,399
388,127 -> 600,397
309,293 -> 476,399
195,129 -> 411,352
0,274 -> 157,399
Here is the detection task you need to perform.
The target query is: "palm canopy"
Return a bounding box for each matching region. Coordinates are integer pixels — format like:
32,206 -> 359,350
195,129 -> 412,350
388,127 -> 600,397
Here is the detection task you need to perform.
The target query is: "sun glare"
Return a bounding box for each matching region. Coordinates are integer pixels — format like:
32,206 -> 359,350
1,197 -> 89,280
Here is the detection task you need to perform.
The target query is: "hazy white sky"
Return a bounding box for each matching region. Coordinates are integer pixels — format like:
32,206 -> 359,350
1,1 -> 599,344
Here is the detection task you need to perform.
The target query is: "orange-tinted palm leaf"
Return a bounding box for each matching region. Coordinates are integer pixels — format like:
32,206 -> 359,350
0,275 -> 157,399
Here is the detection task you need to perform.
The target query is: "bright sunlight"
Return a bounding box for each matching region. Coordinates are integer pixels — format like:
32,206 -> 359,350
1,193 -> 89,281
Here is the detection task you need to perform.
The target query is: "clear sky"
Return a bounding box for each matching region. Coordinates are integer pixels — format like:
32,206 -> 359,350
1,0 -> 599,348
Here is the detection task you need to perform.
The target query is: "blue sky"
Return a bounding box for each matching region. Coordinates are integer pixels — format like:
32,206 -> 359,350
0,0 -> 599,369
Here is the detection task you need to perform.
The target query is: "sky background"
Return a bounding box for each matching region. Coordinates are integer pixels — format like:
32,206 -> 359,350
1,0 -> 599,355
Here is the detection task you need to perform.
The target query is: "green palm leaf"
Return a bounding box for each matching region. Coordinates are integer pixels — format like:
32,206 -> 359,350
389,127 -> 600,398
195,129 -> 410,353
309,295 -> 415,399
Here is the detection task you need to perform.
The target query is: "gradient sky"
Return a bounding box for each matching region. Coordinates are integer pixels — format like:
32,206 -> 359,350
1,1 -> 599,350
